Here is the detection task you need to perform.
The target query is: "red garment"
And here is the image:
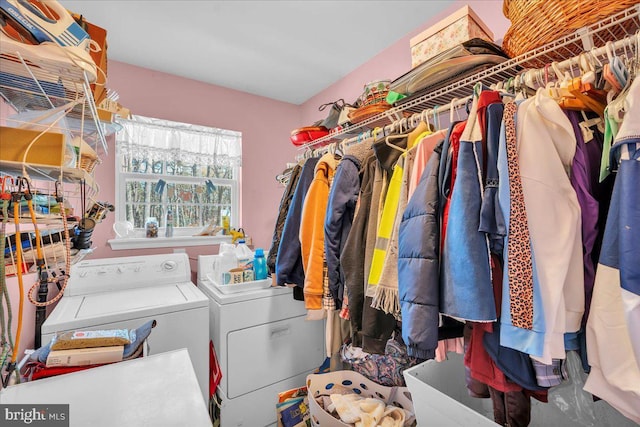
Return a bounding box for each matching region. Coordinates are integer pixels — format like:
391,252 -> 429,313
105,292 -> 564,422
466,322 -> 522,393
465,254 -> 547,402
476,91 -> 503,180
441,121 -> 466,251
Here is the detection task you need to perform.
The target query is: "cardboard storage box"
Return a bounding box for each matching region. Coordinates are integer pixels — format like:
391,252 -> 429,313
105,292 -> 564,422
0,126 -> 66,167
410,5 -> 494,68
46,345 -> 124,367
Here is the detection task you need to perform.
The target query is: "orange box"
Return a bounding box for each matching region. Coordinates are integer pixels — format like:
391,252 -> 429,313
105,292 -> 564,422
85,20 -> 108,105
410,5 -> 494,68
70,12 -> 108,104
0,126 -> 66,167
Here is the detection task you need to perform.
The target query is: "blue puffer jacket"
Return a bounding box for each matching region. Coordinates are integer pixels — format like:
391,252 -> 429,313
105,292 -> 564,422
397,142 -> 443,360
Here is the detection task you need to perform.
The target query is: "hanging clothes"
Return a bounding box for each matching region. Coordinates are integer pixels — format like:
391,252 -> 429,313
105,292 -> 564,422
268,162 -> 303,274
565,110 -> 601,325
341,153 -> 377,348
300,152 -> 340,312
276,157 -> 319,299
360,137 -> 407,355
438,121 -> 466,252
498,90 -> 584,364
585,76 -> 640,424
324,139 -> 373,309
408,129 -> 447,199
397,141 -> 444,360
369,122 -> 428,317
479,102 -> 507,256
440,90 -> 500,322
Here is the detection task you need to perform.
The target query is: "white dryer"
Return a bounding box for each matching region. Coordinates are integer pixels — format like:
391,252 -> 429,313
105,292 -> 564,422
197,255 -> 325,427
42,253 -> 210,402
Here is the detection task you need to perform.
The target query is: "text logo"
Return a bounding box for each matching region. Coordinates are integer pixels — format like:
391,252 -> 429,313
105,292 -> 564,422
0,405 -> 69,426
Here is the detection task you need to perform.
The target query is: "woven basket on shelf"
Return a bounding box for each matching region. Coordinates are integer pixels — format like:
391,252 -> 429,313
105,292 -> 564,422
502,0 -> 638,59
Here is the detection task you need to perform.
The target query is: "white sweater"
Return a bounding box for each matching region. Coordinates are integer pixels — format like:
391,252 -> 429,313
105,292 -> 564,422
516,89 -> 584,364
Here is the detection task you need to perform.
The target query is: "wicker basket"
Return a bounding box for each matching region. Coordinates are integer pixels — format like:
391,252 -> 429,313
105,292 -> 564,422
502,0 -> 638,59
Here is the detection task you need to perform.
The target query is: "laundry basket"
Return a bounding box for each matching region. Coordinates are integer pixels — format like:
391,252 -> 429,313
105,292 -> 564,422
306,370 -> 414,427
501,0 -> 638,60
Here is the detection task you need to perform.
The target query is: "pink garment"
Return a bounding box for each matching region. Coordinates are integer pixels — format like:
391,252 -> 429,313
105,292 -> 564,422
435,337 -> 465,362
408,130 -> 447,199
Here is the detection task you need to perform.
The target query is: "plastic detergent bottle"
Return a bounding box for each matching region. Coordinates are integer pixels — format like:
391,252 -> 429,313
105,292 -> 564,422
235,239 -> 253,269
218,244 -> 238,284
253,248 -> 268,280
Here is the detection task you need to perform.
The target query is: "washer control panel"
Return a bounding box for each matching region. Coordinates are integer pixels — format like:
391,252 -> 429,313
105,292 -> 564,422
66,253 -> 192,296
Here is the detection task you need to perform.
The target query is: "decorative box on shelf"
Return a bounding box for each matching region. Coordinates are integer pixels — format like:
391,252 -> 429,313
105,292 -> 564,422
410,5 -> 494,68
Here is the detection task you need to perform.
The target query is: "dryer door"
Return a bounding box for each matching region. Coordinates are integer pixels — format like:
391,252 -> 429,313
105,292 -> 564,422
226,316 -> 324,398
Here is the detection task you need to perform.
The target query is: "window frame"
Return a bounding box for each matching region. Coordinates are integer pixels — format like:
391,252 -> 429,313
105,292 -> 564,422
111,118 -> 241,243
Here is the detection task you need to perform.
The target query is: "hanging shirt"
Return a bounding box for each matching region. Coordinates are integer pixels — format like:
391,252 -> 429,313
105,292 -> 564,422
585,79 -> 640,423
499,90 -> 584,364
440,90 -> 499,322
408,129 -> 447,199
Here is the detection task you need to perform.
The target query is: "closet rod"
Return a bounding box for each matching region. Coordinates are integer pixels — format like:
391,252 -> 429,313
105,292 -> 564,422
523,31 -> 639,87
295,95 -> 472,162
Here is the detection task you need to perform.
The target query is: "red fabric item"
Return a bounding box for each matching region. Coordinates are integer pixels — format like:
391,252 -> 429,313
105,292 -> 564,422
466,322 -> 522,393
476,91 -> 503,180
441,121 -> 467,251
210,340 -> 222,399
29,363 -> 104,380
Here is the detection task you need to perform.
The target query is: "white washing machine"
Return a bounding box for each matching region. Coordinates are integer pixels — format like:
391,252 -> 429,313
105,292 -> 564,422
42,253 -> 210,402
197,255 -> 325,427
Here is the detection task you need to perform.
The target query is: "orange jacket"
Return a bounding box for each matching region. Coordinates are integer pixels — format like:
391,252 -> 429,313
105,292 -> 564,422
300,153 -> 339,310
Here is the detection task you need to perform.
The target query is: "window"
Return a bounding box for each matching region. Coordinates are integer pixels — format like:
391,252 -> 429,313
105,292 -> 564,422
114,116 -> 241,237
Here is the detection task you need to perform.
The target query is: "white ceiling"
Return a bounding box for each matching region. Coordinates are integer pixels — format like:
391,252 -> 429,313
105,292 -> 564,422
63,1 -> 455,104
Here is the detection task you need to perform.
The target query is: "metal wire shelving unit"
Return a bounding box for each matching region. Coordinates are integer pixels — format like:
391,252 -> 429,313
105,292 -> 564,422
297,4 -> 640,151
0,41 -> 109,189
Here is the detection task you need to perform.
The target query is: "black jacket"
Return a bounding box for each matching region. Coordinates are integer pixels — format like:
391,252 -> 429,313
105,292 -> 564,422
267,163 -> 302,274
341,154 -> 376,347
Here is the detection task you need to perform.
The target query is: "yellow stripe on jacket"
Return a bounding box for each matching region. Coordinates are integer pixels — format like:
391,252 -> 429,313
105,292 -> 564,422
367,158 -> 403,290
367,122 -> 429,294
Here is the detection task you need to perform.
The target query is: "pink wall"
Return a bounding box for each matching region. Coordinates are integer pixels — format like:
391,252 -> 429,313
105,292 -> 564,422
3,2 -> 512,360
299,0 -> 510,126
89,61 -> 301,261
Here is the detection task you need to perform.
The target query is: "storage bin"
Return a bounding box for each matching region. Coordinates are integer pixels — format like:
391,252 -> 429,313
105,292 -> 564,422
306,370 -> 414,427
410,5 -> 494,68
403,353 -> 496,426
403,352 -> 638,427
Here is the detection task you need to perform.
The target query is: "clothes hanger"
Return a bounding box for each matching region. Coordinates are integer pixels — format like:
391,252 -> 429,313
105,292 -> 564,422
566,77 -> 606,115
606,41 -> 630,88
449,97 -> 460,124
385,118 -> 409,152
431,105 -> 440,132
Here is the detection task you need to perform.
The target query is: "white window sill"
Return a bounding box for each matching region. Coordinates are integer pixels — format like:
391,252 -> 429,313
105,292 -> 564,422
108,235 -> 232,250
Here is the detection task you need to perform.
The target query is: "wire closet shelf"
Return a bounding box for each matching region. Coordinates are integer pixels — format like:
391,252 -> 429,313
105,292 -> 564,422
297,4 -> 640,151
